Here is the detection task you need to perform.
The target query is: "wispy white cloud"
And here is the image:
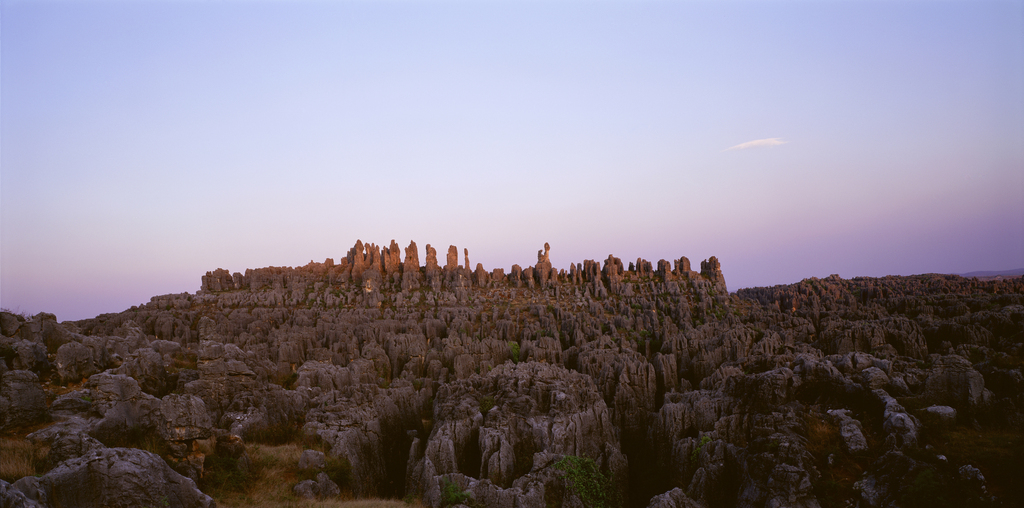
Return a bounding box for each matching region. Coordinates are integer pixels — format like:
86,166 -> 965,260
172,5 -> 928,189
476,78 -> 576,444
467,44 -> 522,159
724,138 -> 789,151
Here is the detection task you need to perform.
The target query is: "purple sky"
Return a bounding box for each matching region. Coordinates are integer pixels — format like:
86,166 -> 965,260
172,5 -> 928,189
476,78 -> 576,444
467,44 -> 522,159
2,1 -> 1022,322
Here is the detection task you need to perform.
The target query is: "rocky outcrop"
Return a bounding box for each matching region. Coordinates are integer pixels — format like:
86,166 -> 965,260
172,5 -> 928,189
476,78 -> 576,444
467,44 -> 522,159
411,362 -> 629,507
1,370 -> 48,431
25,447 -> 215,508
4,240 -> 1020,508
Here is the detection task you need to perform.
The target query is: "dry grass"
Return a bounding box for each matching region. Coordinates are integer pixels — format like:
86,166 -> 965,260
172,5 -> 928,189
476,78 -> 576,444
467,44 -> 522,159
804,414 -> 872,508
0,437 -> 48,482
926,426 -> 1024,506
205,443 -> 422,508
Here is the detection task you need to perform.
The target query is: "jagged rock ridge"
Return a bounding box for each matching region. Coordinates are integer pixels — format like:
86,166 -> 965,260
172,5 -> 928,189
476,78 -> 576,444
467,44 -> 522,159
2,240 -> 1022,508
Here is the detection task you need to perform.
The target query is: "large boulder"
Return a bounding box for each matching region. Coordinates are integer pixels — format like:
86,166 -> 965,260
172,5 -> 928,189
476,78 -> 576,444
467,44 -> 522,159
34,447 -> 215,508
114,348 -> 172,397
55,339 -> 109,384
1,478 -> 44,508
0,370 -> 48,431
922,355 -> 989,410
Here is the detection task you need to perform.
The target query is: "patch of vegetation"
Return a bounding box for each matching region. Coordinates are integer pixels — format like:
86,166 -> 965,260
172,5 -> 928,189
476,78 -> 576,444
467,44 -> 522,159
167,351 -> 198,373
555,455 -> 613,508
440,476 -> 472,507
296,453 -> 354,493
804,415 -> 873,508
923,425 -> 1024,506
898,467 -> 949,508
478,395 -> 495,417
509,342 -> 520,364
247,419 -> 305,446
99,424 -> 166,455
270,369 -> 300,390
0,437 -> 49,482
201,453 -> 251,495
690,435 -> 712,466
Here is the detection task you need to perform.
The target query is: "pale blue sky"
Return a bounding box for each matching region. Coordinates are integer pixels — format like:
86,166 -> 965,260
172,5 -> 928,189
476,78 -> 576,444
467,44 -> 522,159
2,0 -> 1022,321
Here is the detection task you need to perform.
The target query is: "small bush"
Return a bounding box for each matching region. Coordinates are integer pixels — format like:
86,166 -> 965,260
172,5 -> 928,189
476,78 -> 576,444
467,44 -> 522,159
509,342 -> 520,364
273,371 -> 299,390
690,436 -> 712,466
479,395 -> 495,417
200,454 -> 250,494
555,455 -> 612,508
440,476 -> 472,507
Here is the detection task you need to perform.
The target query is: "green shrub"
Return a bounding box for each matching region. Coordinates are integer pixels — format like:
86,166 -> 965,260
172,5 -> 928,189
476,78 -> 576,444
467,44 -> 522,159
509,342 -> 520,364
440,476 -> 472,507
691,435 -> 712,466
200,454 -> 249,494
555,455 -> 612,508
479,395 -> 495,416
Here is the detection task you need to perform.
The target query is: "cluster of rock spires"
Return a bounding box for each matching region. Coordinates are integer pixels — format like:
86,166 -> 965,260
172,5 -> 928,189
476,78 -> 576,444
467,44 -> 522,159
2,239 -> 1023,508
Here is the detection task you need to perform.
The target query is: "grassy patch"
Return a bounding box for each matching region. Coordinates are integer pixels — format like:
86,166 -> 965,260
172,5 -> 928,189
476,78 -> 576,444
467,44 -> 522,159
296,453 -> 354,494
925,426 -> 1024,506
204,443 -> 421,508
247,419 -> 305,446
804,415 -> 872,508
98,424 -> 166,456
0,437 -> 49,482
168,351 -> 198,373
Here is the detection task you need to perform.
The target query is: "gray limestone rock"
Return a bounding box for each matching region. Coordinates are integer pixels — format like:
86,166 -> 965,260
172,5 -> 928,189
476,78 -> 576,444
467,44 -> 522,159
859,366 -> 890,390
923,405 -> 957,424
1,312 -> 23,338
55,341 -> 104,384
299,449 -> 327,470
293,479 -> 318,500
40,447 -> 215,508
827,409 -> 869,454
10,340 -> 49,374
159,394 -> 212,442
0,370 -> 48,431
646,488 -> 705,508
923,355 -> 988,409
44,431 -> 107,468
1,479 -> 42,508
114,348 -> 171,396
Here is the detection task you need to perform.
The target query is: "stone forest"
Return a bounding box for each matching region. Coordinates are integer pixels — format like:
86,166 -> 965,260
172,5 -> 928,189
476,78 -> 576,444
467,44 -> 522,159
2,240 -> 1022,508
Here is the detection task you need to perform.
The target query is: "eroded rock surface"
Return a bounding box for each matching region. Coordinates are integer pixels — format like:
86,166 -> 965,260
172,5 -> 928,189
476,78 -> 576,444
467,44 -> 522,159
3,240 -> 1021,508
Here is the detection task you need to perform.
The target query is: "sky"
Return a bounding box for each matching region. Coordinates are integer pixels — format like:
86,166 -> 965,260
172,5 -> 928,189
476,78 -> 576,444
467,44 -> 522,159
2,0 -> 1022,322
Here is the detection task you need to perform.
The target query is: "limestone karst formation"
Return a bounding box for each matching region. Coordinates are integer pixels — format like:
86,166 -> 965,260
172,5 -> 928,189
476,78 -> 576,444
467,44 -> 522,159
2,239 -> 1023,508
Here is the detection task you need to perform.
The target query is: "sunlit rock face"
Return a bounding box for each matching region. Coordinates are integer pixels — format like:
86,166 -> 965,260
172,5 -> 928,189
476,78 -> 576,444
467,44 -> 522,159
2,240 -> 1022,508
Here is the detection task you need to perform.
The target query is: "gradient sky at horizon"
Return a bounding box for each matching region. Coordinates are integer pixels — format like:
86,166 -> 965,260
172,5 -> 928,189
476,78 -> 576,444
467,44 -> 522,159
2,0 -> 1022,322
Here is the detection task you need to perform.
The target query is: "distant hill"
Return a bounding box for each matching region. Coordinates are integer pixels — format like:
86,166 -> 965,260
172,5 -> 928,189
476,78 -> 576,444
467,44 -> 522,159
958,268 -> 1024,280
